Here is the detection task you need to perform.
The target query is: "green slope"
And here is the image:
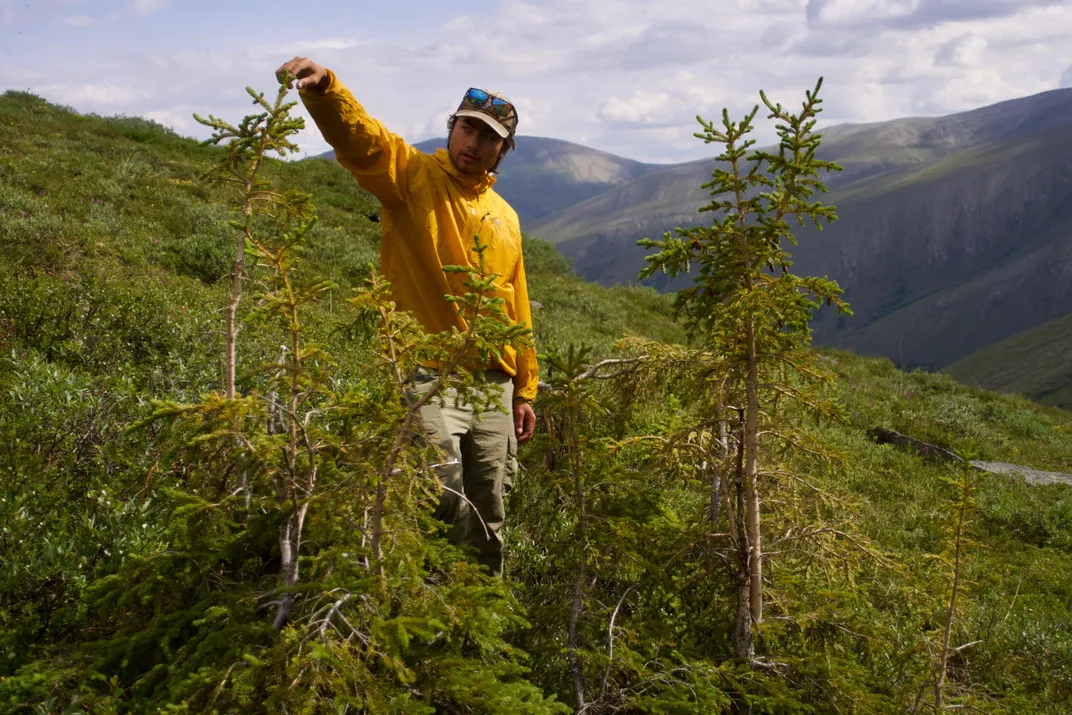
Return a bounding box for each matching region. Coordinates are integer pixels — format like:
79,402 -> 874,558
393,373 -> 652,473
945,312 -> 1072,410
4,91 -> 1072,712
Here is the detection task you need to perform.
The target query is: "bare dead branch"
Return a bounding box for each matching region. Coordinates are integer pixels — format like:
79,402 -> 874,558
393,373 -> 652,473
600,585 -> 636,699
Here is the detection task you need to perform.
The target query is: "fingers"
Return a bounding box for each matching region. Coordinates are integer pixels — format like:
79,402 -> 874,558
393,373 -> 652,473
275,56 -> 315,89
516,405 -> 536,443
520,414 -> 535,442
274,57 -> 302,85
294,73 -> 320,91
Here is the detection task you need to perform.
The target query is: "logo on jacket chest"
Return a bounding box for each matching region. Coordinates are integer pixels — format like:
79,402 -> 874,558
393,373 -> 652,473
470,208 -> 504,242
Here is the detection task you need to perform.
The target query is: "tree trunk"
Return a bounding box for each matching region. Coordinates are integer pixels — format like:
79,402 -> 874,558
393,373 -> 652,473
717,412 -> 729,455
273,503 -> 307,629
227,200 -> 253,516
710,465 -> 722,524
370,481 -> 387,578
224,281 -> 241,399
935,476 -> 970,710
568,453 -> 588,712
710,401 -> 728,524
744,319 -> 763,623
275,321 -> 308,628
225,212 -> 249,399
732,410 -> 754,659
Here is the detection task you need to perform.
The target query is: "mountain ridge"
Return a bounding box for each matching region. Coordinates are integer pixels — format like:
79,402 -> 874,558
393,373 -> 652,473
526,86 -> 1072,378
533,86 -> 1072,250
318,134 -> 683,225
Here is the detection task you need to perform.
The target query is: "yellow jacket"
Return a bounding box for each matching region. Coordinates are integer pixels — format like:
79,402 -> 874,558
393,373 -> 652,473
300,70 -> 539,403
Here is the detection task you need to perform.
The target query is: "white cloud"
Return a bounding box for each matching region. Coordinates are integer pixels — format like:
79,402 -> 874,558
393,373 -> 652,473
287,38 -> 357,52
129,0 -> 166,17
935,34 -> 988,67
250,38 -> 360,60
411,109 -> 453,144
807,0 -> 918,24
38,83 -> 151,108
599,91 -> 677,126
1061,65 -> 1072,89
143,107 -> 196,134
6,0 -> 1072,164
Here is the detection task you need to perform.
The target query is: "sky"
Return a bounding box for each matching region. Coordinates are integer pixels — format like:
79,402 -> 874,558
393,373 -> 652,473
2,0 -> 1072,164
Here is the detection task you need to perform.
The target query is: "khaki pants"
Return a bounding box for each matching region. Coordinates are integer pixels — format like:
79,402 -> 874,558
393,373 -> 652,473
406,369 -> 517,576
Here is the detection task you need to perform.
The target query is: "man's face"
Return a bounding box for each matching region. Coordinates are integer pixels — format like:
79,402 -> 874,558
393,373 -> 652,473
448,116 -> 506,176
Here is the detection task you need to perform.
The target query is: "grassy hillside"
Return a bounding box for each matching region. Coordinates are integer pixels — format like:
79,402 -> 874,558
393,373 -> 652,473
3,90 -> 1072,713
945,312 -> 1072,410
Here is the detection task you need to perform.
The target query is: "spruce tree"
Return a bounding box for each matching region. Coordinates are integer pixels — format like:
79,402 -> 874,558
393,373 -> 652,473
193,82 -> 306,401
638,78 -> 849,658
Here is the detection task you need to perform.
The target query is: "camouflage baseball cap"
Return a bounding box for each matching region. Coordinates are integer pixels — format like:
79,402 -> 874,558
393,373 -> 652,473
454,87 -> 518,139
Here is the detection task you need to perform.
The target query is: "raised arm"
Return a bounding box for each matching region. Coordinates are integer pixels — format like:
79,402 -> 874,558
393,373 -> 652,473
276,56 -> 412,206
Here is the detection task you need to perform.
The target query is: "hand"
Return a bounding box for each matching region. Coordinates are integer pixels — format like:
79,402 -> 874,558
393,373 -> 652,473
275,56 -> 330,92
513,402 -> 536,443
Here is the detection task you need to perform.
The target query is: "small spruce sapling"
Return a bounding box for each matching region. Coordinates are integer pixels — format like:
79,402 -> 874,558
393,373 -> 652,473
638,78 -> 850,659
521,342 -> 742,712
913,457 -> 980,713
194,76 -> 309,518
193,77 -> 308,400
539,345 -> 604,712
350,234 -> 533,580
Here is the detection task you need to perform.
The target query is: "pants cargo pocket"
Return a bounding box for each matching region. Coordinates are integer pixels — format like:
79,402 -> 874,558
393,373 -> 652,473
503,432 -> 518,496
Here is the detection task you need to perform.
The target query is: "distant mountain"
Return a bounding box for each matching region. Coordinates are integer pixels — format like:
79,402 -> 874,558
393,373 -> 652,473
798,120 -> 1072,371
318,135 -> 676,225
527,87 -> 1072,372
945,313 -> 1072,410
532,87 -> 1072,254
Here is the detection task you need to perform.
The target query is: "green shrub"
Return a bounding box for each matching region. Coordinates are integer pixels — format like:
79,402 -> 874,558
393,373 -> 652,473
157,197 -> 234,283
0,352 -> 166,676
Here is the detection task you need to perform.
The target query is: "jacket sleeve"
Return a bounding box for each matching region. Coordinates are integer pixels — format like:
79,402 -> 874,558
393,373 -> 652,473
510,249 -> 540,404
299,69 -> 410,206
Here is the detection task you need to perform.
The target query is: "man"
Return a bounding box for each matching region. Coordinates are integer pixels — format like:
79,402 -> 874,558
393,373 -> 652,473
275,57 -> 538,577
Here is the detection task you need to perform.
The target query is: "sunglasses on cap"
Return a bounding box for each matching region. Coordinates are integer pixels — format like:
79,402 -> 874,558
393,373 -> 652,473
463,88 -> 514,117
